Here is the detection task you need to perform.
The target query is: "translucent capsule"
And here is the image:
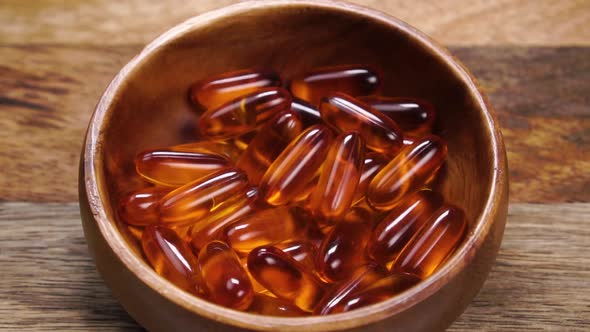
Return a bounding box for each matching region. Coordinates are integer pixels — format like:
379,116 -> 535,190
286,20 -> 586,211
240,258 -> 268,293
368,190 -> 444,266
198,241 -> 254,310
314,263 -> 388,315
320,93 -> 403,156
247,246 -> 326,312
198,87 -> 292,139
392,205 -> 467,279
232,131 -> 258,151
224,206 -> 309,254
291,98 -> 322,127
290,65 -> 382,106
249,294 -> 308,317
236,111 -> 303,185
117,187 -> 169,226
367,135 -> 447,210
359,96 -> 436,135
275,240 -> 318,271
135,149 -> 232,187
259,125 -> 333,206
141,225 -> 200,291
170,140 -> 242,162
190,69 -> 281,111
353,152 -> 389,204
308,131 -> 364,220
159,167 -> 249,225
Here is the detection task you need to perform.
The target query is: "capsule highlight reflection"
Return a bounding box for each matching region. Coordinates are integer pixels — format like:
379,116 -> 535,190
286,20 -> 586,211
118,187 -> 169,226
359,96 -> 436,135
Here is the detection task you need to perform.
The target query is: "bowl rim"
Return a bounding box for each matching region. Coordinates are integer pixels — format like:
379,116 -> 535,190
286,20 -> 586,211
83,0 -> 507,330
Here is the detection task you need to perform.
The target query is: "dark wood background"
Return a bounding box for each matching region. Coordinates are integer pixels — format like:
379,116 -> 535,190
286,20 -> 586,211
0,1 -> 588,331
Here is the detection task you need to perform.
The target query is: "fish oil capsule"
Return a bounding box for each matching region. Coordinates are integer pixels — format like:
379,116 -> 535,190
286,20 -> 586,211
117,187 -> 169,226
308,131 -> 364,220
291,98 -> 322,127
259,124 -> 333,206
320,93 -> 403,155
353,152 -> 389,204
141,225 -> 200,291
249,294 -> 308,317
135,149 -> 232,187
224,206 -> 309,254
232,131 -> 258,151
198,87 -> 292,139
367,190 -> 444,266
275,240 -> 318,271
170,140 -> 242,162
290,65 -> 382,106
198,241 -> 254,310
190,69 -> 281,111
314,263 -> 388,315
236,111 -> 303,185
359,96 -> 436,135
392,205 -> 467,278
159,167 -> 249,225
247,246 -> 326,312
368,135 -> 447,210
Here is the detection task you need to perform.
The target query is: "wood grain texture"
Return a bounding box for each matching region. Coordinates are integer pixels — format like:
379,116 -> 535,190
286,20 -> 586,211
0,0 -> 588,46
1,46 -> 588,203
0,203 -> 587,330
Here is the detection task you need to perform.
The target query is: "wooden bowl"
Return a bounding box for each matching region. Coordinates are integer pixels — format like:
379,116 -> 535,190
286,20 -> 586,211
79,1 -> 508,331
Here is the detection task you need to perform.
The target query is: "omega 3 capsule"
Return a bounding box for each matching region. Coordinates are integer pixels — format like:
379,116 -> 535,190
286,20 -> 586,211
290,65 -> 382,106
353,152 -> 389,204
198,241 -> 254,310
320,93 -> 403,156
237,111 -> 303,185
359,96 -> 436,135
198,87 -> 292,139
259,124 -> 333,206
290,98 -> 322,127
170,140 -> 242,162
135,149 -> 232,187
118,187 -> 169,226
308,131 -> 364,220
368,135 -> 447,210
159,167 -> 249,225
141,225 -> 200,291
275,240 -> 318,272
190,69 -> 281,111
368,190 -> 445,266
247,246 -> 326,312
249,293 -> 308,317
392,205 -> 467,278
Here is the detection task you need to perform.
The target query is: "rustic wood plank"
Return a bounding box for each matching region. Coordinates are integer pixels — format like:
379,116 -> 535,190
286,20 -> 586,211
1,46 -> 588,202
0,0 -> 588,46
0,202 -> 588,330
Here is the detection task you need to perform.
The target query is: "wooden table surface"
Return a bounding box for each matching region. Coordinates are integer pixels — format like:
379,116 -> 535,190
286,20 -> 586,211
1,1 -> 589,331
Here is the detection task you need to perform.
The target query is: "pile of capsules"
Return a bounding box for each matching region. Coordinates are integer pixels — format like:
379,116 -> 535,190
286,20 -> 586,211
118,65 -> 468,316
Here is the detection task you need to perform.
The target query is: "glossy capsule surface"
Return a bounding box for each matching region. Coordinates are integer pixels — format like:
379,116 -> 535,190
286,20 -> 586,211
290,98 -> 322,127
368,135 -> 447,210
249,294 -> 308,317
368,190 -> 444,266
190,69 -> 281,111
247,246 -> 325,312
259,124 -> 333,206
353,152 -> 388,204
135,149 -> 232,187
236,111 -> 303,185
290,65 -> 382,106
392,205 -> 467,278
118,187 -> 168,226
198,87 -> 292,139
170,140 -> 242,161
308,131 -> 364,220
159,167 -> 249,224
141,225 -> 200,291
198,241 -> 254,310
275,240 -> 318,272
359,96 -> 436,135
320,93 -> 403,155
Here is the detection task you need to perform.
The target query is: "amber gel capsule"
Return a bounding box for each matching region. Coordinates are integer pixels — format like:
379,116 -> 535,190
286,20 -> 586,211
367,190 -> 444,266
308,131 -> 364,220
392,205 -> 467,279
275,240 -> 318,271
197,241 -> 254,310
237,111 -> 303,185
352,152 -> 388,204
198,87 -> 292,139
159,167 -> 249,225
291,98 -> 322,127
142,225 -> 200,291
190,69 -> 281,111
249,294 -> 308,317
290,65 -> 382,106
247,246 -> 326,312
170,140 -> 242,162
259,124 -> 333,206
368,135 -> 447,210
359,96 -> 436,135
320,93 -> 403,155
118,187 -> 169,226
135,149 -> 232,187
